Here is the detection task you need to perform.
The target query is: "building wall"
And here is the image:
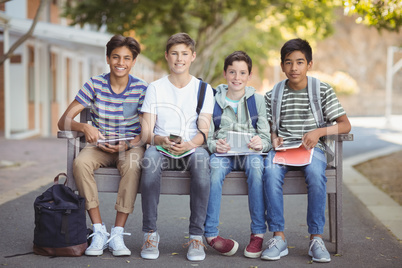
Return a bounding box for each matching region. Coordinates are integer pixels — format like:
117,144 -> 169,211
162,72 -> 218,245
0,0 -> 163,138
27,0 -> 40,20
6,0 -> 26,19
0,0 -> 4,132
0,43 -> 4,132
9,45 -> 28,132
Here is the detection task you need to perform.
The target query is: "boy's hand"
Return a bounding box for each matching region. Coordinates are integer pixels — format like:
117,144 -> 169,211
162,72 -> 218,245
161,136 -> 174,149
161,136 -> 188,155
216,138 -> 230,154
169,141 -> 191,155
302,130 -> 321,150
83,124 -> 103,144
272,136 -> 283,150
248,135 -> 262,151
98,141 -> 126,153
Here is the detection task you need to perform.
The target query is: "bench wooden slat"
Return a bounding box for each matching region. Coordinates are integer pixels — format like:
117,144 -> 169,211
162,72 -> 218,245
93,168 -> 337,195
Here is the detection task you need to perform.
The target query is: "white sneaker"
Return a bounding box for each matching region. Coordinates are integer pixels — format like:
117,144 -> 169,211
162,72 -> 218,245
108,226 -> 131,256
186,235 -> 206,261
85,223 -> 110,256
141,231 -> 160,260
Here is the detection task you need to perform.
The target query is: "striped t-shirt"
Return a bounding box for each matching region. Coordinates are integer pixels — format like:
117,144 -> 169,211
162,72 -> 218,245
225,97 -> 239,114
75,73 -> 148,138
264,81 -> 345,150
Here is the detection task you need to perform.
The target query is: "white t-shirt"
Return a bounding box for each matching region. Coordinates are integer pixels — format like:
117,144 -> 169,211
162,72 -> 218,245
141,75 -> 214,141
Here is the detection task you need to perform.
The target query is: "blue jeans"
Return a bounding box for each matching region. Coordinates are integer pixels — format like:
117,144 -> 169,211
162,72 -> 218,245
263,148 -> 327,235
141,146 -> 210,236
204,154 -> 267,237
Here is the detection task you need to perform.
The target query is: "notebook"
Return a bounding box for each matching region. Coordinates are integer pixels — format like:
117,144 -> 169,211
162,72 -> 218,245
273,147 -> 314,166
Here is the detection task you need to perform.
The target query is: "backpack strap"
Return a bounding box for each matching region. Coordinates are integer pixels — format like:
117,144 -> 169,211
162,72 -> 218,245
61,209 -> 71,244
246,95 -> 258,129
307,76 -> 335,161
196,80 -> 208,143
270,79 -> 286,134
212,100 -> 222,130
307,76 -> 326,128
196,80 -> 208,115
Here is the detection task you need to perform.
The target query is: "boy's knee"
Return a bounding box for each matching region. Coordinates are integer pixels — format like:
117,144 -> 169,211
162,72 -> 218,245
305,175 -> 327,189
192,175 -> 210,190
73,158 -> 92,175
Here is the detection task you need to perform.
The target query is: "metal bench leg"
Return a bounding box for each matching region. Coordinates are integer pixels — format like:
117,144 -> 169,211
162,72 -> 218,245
328,193 -> 336,244
66,138 -> 78,191
335,185 -> 343,255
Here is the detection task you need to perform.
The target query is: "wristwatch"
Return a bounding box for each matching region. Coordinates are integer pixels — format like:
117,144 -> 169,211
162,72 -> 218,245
125,140 -> 133,150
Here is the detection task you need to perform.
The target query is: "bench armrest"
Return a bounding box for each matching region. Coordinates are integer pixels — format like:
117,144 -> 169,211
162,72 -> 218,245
327,133 -> 353,142
57,130 -> 85,139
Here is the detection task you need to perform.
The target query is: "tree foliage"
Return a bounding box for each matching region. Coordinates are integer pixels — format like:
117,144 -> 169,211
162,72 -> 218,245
344,0 -> 402,32
62,0 -> 338,83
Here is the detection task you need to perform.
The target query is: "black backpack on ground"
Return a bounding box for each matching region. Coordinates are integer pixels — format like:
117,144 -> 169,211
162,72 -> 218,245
33,173 -> 88,257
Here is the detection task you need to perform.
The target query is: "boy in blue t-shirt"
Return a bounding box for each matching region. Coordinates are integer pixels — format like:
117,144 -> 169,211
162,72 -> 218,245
58,35 -> 147,257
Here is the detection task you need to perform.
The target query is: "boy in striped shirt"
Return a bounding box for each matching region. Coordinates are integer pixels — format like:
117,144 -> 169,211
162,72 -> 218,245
261,38 -> 351,263
58,35 -> 147,257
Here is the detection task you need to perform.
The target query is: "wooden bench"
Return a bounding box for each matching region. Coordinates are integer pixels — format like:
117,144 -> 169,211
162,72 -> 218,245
57,107 -> 353,254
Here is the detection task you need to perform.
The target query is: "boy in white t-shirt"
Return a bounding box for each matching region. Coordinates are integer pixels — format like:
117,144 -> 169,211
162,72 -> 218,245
140,33 -> 214,262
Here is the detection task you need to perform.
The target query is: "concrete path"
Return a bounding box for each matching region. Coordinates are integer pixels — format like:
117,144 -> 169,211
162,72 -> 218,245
0,116 -> 402,267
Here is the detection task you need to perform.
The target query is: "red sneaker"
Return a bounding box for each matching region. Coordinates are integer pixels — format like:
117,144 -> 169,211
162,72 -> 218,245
244,234 -> 263,258
208,236 -> 239,256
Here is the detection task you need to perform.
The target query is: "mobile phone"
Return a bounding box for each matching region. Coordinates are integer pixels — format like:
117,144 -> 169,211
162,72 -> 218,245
169,134 -> 182,144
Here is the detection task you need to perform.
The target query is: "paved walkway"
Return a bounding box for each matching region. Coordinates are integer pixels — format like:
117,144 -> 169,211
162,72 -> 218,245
1,116 -> 402,267
0,137 -> 66,205
344,116 -> 402,242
